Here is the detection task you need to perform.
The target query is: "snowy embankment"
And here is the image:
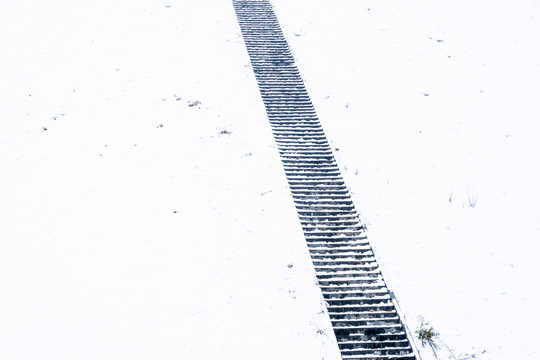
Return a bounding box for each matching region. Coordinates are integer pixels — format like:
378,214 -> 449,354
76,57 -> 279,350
273,0 -> 540,359
0,1 -> 340,359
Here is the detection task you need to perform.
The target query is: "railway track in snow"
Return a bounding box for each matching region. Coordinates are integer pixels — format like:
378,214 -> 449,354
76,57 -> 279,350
232,1 -> 419,359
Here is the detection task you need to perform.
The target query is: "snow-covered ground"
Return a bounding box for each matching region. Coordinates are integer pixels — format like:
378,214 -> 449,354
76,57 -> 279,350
273,0 -> 540,359
0,1 -> 339,359
1,0 -> 539,359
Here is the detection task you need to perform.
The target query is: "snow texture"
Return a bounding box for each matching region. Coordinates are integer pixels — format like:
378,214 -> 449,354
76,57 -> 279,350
272,0 -> 540,359
1,1 -> 539,360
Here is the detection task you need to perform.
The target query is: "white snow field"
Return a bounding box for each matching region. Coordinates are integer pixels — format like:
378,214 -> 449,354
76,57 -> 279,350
0,1 -> 339,359
273,0 -> 540,359
1,0 -> 539,360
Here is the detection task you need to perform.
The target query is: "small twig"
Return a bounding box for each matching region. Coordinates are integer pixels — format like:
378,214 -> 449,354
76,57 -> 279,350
467,186 -> 477,208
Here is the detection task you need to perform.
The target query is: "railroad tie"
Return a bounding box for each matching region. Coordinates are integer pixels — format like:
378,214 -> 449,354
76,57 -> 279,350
232,1 -> 419,359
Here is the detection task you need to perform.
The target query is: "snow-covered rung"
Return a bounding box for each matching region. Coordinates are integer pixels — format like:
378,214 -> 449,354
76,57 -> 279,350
330,311 -> 397,320
342,355 -> 415,360
338,339 -> 410,347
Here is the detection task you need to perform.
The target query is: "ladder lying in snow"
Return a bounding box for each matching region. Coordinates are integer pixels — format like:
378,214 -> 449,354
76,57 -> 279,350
232,1 -> 420,359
